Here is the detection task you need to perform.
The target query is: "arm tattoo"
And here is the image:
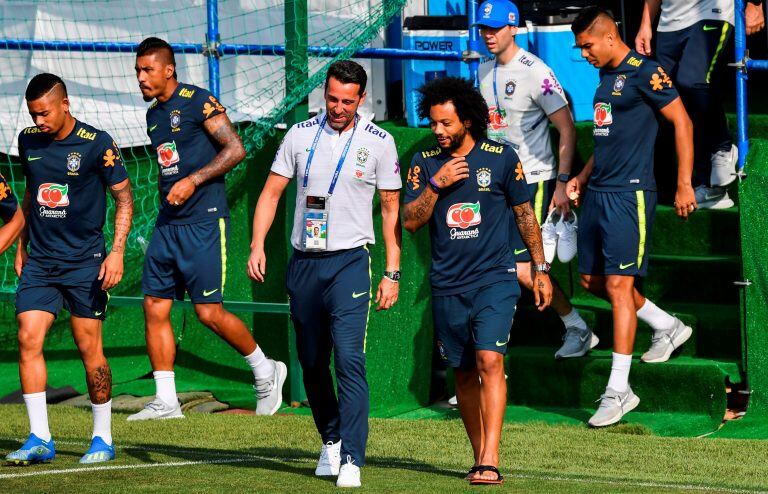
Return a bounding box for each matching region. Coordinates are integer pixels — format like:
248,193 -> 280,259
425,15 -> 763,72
403,187 -> 438,230
87,364 -> 112,404
513,202 -> 545,265
109,180 -> 134,254
379,190 -> 400,204
189,114 -> 246,186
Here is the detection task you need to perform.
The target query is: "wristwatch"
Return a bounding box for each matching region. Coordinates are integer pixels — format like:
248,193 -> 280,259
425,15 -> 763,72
384,270 -> 401,282
533,262 -> 551,274
557,173 -> 570,183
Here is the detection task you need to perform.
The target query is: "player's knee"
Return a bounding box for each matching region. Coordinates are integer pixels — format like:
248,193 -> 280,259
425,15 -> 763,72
17,327 -> 44,356
605,277 -> 632,301
580,275 -> 598,293
475,351 -> 504,376
194,304 -> 224,329
333,350 -> 365,378
143,297 -> 169,323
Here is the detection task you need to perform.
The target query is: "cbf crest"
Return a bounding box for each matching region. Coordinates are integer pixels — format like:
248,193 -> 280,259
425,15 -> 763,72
476,167 -> 491,192
170,110 -> 182,132
66,152 -> 81,176
356,147 -> 370,165
505,80 -> 516,97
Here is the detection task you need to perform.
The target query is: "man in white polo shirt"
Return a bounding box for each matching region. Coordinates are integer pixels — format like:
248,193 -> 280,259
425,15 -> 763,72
247,60 -> 402,488
475,0 -> 597,360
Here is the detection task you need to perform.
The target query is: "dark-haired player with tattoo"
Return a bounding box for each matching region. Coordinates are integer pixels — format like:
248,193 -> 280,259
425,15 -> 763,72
6,73 -> 133,465
130,37 -> 286,421
404,76 -> 552,485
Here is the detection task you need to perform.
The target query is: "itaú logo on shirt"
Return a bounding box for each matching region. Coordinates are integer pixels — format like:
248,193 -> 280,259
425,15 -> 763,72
447,202 -> 481,240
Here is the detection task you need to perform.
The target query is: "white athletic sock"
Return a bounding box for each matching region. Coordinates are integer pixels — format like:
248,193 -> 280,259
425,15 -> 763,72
637,299 -> 676,332
607,352 -> 632,393
23,391 -> 51,442
153,371 -> 177,406
560,309 -> 587,330
91,400 -> 112,445
245,346 -> 274,380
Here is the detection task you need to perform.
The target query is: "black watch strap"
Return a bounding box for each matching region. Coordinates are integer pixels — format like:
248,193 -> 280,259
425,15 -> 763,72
557,173 -> 570,183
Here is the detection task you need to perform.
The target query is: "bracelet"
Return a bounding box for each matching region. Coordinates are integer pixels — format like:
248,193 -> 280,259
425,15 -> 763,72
428,177 -> 441,193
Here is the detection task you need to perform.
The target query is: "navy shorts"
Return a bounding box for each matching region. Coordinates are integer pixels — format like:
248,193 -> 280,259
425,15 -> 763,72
142,218 -> 229,304
16,259 -> 109,320
577,189 -> 656,277
432,280 -> 520,369
510,179 -> 554,262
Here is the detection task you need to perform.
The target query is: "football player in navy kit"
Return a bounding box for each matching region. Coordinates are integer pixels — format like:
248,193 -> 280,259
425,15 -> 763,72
7,73 -> 134,465
404,77 -> 552,485
568,9 -> 696,427
129,38 -> 285,420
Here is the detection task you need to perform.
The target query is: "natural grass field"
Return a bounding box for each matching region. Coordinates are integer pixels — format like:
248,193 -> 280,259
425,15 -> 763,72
0,404 -> 766,493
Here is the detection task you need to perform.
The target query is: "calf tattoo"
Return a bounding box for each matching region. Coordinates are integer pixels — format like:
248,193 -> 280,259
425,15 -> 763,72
87,364 -> 112,404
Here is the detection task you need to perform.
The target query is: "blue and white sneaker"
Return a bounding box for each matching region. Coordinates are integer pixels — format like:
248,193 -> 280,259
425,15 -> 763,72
5,433 -> 55,465
79,436 -> 115,464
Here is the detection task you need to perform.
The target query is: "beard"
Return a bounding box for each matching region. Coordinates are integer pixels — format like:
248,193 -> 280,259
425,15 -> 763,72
439,126 -> 468,151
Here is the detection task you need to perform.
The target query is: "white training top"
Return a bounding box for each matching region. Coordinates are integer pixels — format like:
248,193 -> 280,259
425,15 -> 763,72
658,0 -> 734,32
271,114 -> 402,252
478,48 -> 569,184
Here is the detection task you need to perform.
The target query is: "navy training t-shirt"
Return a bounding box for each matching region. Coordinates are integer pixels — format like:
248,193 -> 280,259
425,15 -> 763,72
146,82 -> 229,225
18,121 -> 129,264
404,138 -> 530,296
591,50 -> 679,192
0,173 -> 18,222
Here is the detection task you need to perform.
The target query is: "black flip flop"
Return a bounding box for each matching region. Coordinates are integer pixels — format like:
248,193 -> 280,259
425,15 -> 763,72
469,465 -> 504,485
465,465 -> 481,480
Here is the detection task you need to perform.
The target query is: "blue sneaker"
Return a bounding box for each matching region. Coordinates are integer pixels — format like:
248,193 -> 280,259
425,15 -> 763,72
79,436 -> 115,464
5,433 -> 55,465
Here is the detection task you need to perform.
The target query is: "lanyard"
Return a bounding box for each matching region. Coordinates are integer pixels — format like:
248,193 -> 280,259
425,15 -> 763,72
302,113 -> 359,196
492,61 -> 501,112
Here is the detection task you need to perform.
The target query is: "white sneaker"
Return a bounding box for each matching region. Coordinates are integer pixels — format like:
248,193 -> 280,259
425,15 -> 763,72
254,359 -> 287,416
336,456 -> 361,488
126,397 -> 184,421
541,208 -> 560,264
315,440 -> 341,476
556,210 -> 578,263
588,386 -> 640,427
641,318 -> 693,363
710,144 -> 737,187
694,184 -> 734,210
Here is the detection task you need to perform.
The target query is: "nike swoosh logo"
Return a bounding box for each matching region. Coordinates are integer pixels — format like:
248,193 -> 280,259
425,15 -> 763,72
703,25 -> 719,31
203,288 -> 219,297
579,334 -> 589,342
514,248 -> 528,255
352,291 -> 367,299
619,262 -> 635,270
495,339 -> 508,347
94,311 -> 103,316
27,156 -> 42,161
148,124 -> 158,132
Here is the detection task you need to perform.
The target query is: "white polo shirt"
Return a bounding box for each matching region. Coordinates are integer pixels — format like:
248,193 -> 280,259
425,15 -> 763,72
271,114 -> 402,252
658,0 -> 734,32
478,49 -> 569,184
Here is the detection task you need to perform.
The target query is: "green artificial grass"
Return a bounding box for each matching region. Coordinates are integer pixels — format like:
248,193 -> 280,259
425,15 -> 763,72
1,404 -> 768,493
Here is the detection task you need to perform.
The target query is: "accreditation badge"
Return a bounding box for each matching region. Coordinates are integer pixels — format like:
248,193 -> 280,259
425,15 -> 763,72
303,194 -> 329,251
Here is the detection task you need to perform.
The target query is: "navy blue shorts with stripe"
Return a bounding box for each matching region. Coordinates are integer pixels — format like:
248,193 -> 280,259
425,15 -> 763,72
577,189 -> 656,277
432,280 -> 520,369
142,218 -> 229,303
510,179 -> 555,263
16,259 -> 108,320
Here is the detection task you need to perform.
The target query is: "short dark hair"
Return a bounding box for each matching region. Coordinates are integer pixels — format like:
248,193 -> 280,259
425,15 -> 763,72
325,60 -> 367,95
417,76 -> 488,141
137,37 -> 177,78
571,7 -> 615,35
25,73 -> 67,101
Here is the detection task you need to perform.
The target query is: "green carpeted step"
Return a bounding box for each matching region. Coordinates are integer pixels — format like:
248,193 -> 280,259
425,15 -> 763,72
650,205 -> 740,256
392,404 -> 724,437
505,346 -> 738,416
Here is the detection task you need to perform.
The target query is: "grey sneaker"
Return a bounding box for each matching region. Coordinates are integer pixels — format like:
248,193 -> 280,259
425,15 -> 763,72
641,318 -> 693,363
254,359 -> 287,416
126,397 -> 184,421
555,326 -> 599,359
710,144 -> 737,186
588,386 -> 640,427
694,184 -> 734,210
